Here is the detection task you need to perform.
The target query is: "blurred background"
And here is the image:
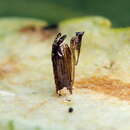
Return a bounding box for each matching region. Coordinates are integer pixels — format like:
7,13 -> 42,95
0,0 -> 129,27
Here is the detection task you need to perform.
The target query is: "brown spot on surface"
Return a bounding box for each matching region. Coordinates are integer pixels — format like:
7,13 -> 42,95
20,25 -> 36,32
24,101 -> 46,117
0,56 -> 21,79
20,24 -> 58,41
27,102 -> 45,113
75,76 -> 130,101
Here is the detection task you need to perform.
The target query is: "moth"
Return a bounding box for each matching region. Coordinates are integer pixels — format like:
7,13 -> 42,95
52,32 -> 84,95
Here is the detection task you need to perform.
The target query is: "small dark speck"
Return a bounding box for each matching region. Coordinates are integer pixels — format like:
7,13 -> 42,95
68,107 -> 74,113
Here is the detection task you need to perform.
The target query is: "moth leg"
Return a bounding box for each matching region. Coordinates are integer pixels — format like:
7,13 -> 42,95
67,86 -> 72,94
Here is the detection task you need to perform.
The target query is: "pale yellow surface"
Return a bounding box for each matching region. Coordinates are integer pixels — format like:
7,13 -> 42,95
0,17 -> 130,130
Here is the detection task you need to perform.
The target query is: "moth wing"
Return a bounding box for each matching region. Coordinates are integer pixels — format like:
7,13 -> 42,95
63,44 -> 74,87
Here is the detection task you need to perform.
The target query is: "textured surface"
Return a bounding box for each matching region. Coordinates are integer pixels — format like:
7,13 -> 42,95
0,17 -> 130,130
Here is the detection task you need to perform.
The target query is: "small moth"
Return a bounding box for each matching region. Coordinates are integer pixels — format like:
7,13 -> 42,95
52,32 -> 84,95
